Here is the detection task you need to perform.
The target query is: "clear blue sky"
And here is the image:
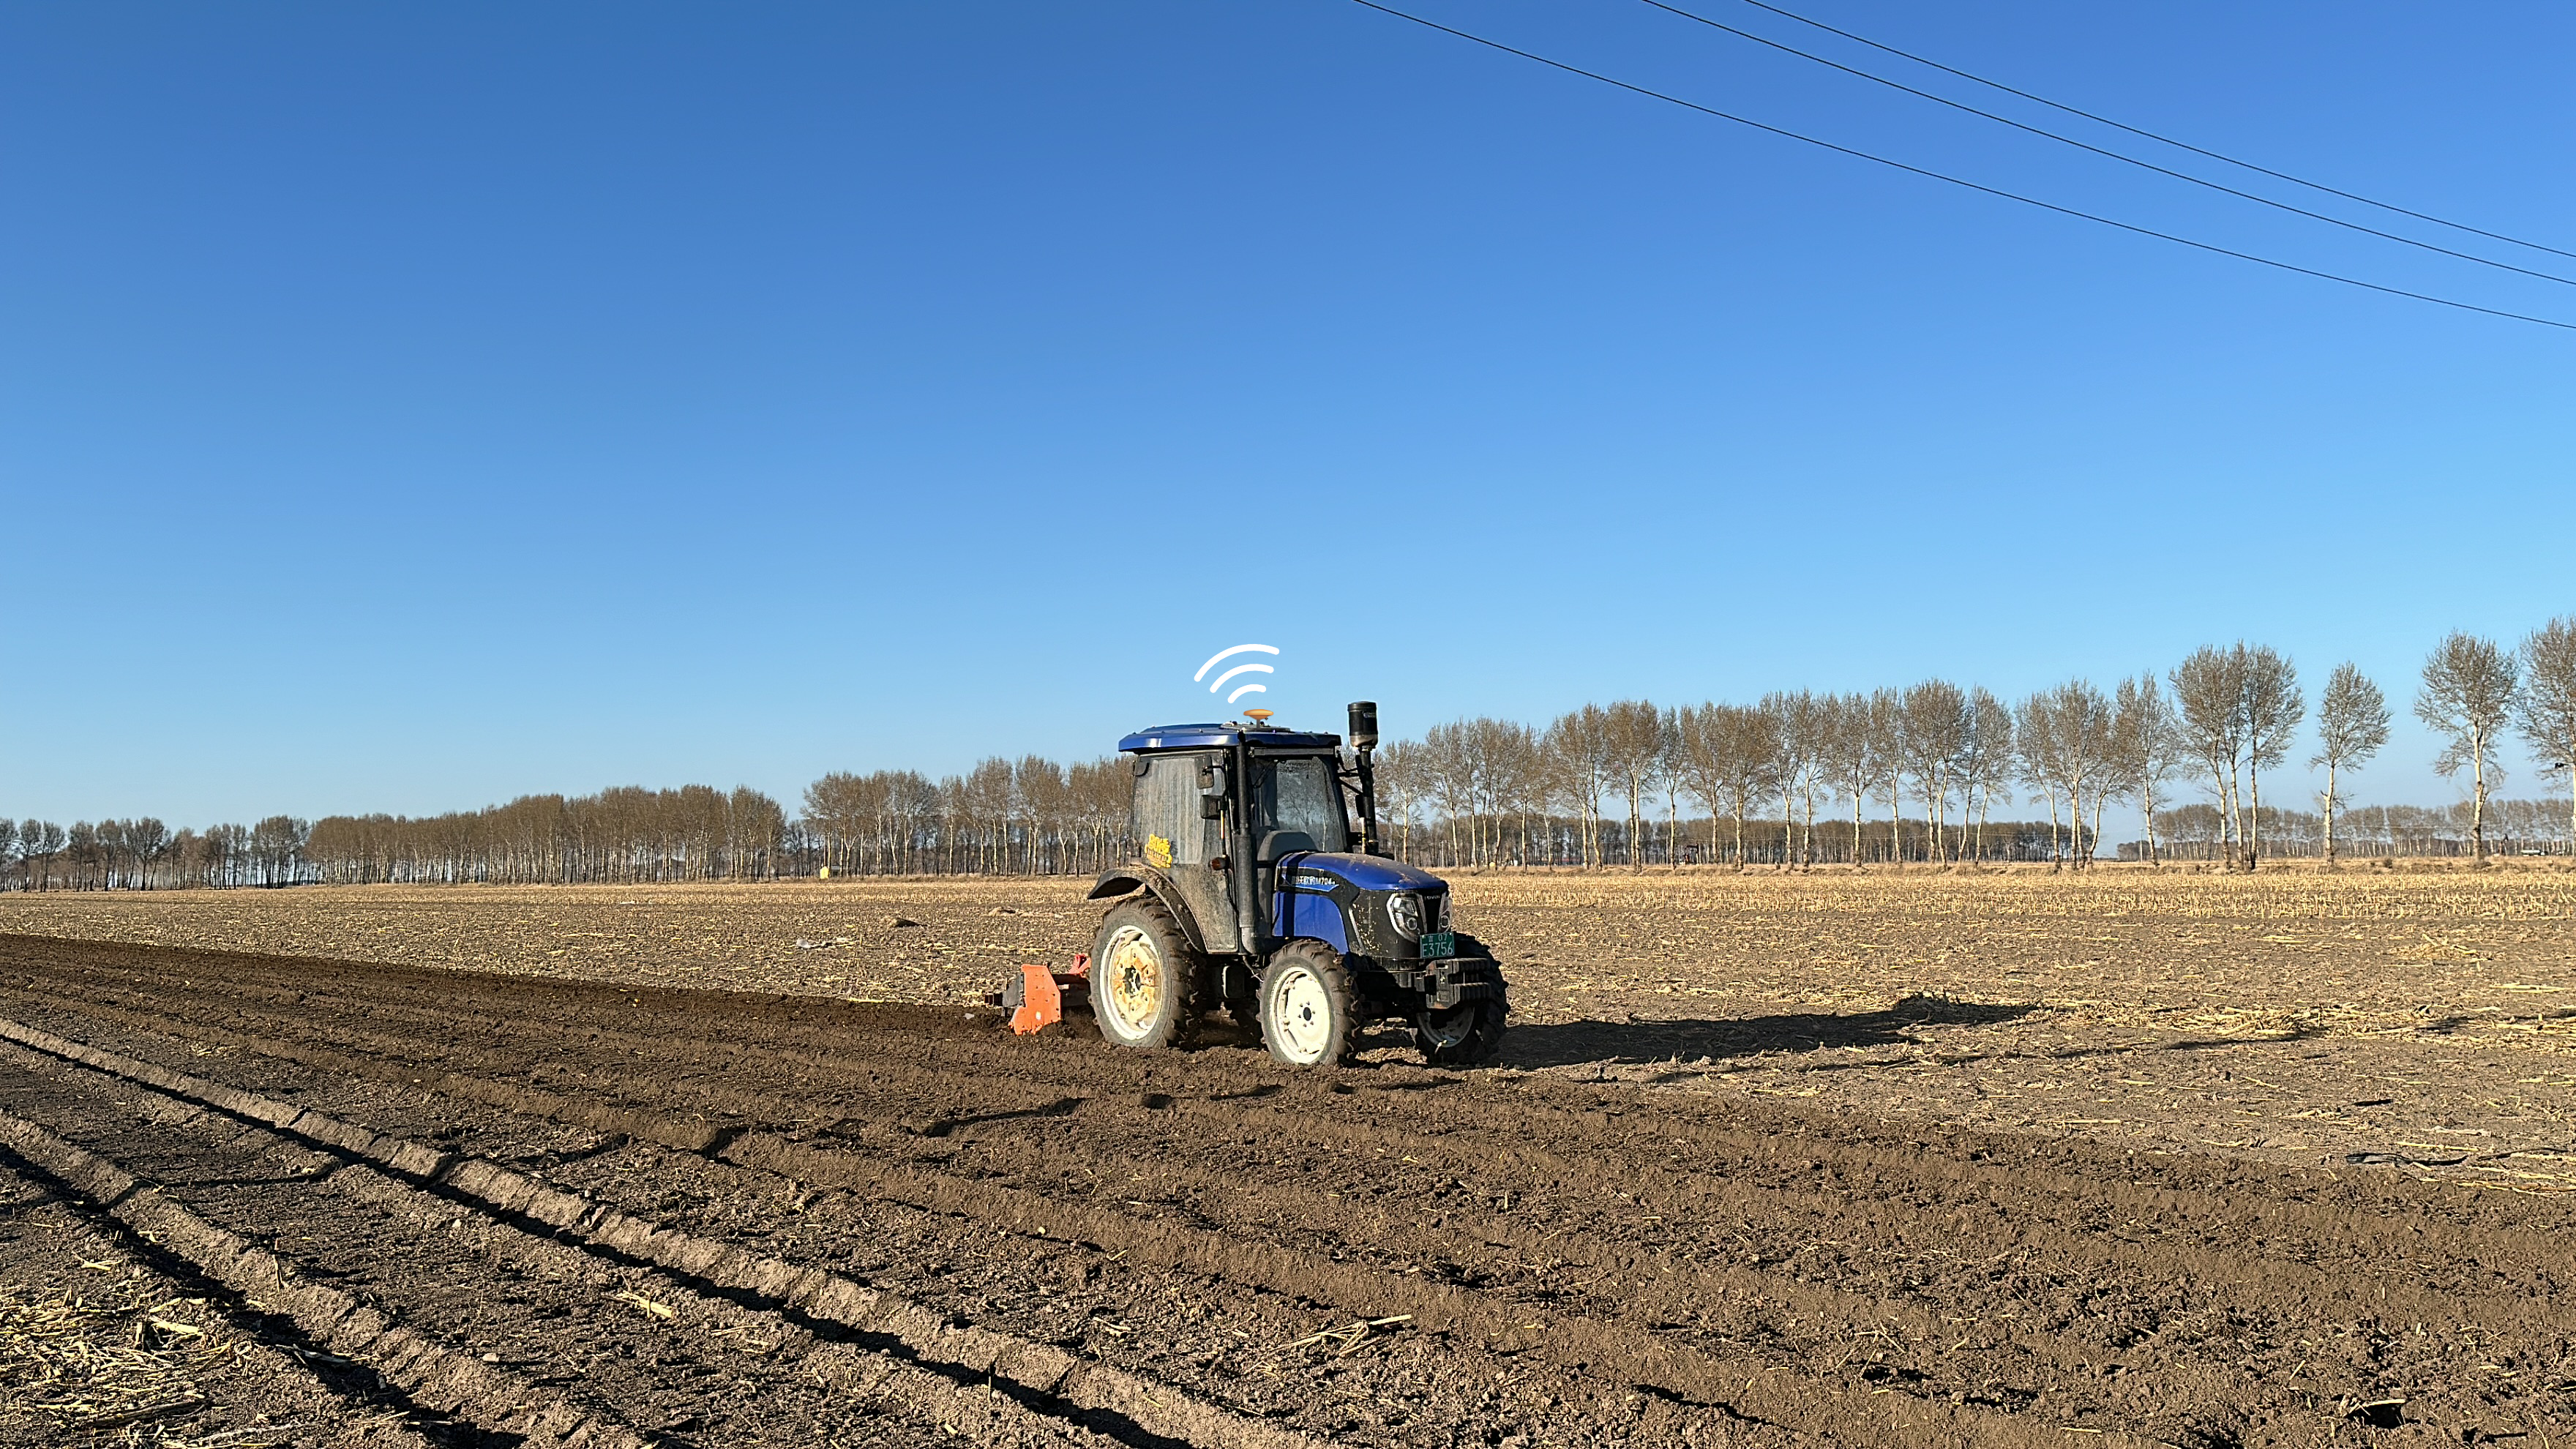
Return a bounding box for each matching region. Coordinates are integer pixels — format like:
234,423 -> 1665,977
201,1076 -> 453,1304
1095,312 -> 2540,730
4,1 -> 2570,825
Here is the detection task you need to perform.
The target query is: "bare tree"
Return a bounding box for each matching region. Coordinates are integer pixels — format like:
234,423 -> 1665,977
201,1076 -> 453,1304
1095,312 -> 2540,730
2170,645 -> 2250,868
1602,700 -> 1666,869
1543,705 -> 1613,869
1764,690 -> 1822,867
26,820 -> 66,890
2239,647 -> 2303,871
1865,688 -> 1903,864
727,787 -> 787,879
2311,662 -> 2391,867
1674,703 -> 1726,865
124,817 -> 170,889
1650,707 -> 1685,868
248,815 -> 310,886
1720,705 -> 1782,866
1373,740 -> 1424,861
2416,632 -> 2520,862
2062,681 -> 2115,867
1955,687 -> 2014,865
2517,618 -> 2576,854
1480,719 -> 1546,867
1423,720 -> 1478,867
1675,703 -> 1777,867
1899,680 -> 1968,864
2110,674 -> 2180,866
1813,694 -> 1876,866
2018,682 -> 2111,866
2015,693 -> 2064,864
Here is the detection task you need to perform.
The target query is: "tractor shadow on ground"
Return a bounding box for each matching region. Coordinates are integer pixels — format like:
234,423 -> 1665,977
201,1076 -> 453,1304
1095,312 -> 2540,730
1494,994 -> 2040,1071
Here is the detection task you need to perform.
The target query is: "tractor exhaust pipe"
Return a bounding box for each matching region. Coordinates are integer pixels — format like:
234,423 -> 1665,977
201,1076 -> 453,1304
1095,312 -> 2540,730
1349,702 -> 1382,856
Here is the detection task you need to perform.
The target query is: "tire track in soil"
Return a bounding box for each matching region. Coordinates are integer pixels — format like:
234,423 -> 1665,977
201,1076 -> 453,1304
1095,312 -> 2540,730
10,970 -> 2557,1422
0,999 -> 1910,1448
0,1104 -> 648,1449
0,1144 -> 455,1448
7,935 -> 2575,1445
0,1019 -> 1319,1449
0,1041 -> 1147,1449
0,943 -> 2524,1433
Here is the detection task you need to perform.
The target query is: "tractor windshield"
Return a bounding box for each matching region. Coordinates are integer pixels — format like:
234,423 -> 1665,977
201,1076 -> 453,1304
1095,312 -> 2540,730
1255,755 -> 1347,853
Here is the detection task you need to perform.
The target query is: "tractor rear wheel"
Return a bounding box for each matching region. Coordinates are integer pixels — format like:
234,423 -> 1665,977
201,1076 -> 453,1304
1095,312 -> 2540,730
1089,898 -> 1200,1052
1258,941 -> 1359,1068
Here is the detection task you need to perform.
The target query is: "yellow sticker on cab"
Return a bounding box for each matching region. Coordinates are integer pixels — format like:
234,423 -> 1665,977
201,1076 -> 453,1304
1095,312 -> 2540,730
1145,834 -> 1172,869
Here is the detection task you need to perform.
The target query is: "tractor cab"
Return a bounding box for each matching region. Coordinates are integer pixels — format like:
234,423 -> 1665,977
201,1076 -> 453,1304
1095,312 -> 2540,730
1074,703 -> 1509,1068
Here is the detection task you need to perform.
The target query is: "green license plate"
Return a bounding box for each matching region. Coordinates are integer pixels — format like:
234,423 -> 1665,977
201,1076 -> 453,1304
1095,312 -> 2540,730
1418,931 -> 1454,959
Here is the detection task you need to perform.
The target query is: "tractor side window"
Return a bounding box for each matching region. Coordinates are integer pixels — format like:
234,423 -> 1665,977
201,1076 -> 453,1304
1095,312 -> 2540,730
1132,754 -> 1215,864
1258,757 -> 1347,853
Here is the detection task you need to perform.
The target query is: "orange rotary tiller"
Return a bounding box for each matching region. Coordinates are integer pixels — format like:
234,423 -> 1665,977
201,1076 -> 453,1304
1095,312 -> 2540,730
997,953 -> 1090,1035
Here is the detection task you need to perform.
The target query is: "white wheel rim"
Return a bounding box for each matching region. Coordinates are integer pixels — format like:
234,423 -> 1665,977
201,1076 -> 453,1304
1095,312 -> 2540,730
1268,965 -> 1333,1064
1101,926 -> 1164,1040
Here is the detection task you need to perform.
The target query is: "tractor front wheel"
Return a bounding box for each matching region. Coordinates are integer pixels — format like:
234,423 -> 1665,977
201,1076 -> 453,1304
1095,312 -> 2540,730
1259,941 -> 1359,1068
1089,898 -> 1199,1051
1412,998 -> 1506,1066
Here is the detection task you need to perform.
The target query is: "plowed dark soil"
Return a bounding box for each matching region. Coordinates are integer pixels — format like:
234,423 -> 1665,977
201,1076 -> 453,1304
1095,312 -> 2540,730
4,932 -> 2573,1448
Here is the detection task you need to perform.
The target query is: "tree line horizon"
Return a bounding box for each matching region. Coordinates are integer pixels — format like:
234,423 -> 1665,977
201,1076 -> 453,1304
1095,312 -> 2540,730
7,622 -> 2572,890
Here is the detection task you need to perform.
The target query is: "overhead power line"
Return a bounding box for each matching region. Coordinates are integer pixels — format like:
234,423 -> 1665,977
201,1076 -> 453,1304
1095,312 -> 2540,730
1344,0 -> 2576,332
1721,0 -> 2576,265
1634,0 -> 2576,289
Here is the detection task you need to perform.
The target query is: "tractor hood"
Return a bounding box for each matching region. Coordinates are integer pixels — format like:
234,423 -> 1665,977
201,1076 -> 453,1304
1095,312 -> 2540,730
1281,852 -> 1445,894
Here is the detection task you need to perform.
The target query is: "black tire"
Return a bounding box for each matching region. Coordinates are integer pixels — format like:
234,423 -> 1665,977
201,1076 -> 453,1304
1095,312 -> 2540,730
1089,897 -> 1201,1051
1415,933 -> 1509,1066
1221,960 -> 1260,1027
1413,998 -> 1507,1066
1258,940 -> 1360,1068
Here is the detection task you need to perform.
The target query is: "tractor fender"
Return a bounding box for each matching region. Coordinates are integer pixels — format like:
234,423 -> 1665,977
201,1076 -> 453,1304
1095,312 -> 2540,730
1086,866 -> 1210,955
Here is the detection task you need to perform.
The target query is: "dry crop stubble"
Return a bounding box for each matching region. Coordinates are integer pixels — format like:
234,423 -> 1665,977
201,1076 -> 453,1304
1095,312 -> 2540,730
1,868 -> 2572,1185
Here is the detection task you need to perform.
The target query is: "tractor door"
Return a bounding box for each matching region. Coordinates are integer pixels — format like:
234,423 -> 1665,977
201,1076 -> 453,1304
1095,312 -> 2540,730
1131,751 -> 1238,954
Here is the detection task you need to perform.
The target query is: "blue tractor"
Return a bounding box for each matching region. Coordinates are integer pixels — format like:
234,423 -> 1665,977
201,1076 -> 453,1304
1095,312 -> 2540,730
1025,703 -> 1509,1068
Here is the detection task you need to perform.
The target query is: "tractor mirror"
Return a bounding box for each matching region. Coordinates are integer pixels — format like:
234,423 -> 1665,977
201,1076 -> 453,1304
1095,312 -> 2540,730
1347,701 -> 1379,749
1199,793 -> 1227,820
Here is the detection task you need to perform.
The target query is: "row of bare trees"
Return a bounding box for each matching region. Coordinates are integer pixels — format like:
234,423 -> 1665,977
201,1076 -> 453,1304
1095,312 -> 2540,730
9,621 -> 2570,888
1374,619 -> 2576,870
0,817 -> 312,891
1376,686 -> 2117,869
0,758 -> 1134,890
299,786 -> 792,884
2148,799 -> 2574,861
797,757 -> 1133,877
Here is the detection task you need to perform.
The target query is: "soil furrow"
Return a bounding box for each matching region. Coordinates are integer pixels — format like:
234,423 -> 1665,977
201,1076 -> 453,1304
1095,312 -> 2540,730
12,962 -> 2561,1364
0,1016 -> 1323,1449
2,1007 -> 2051,1447
5,934 -> 2572,1445
0,1044 -> 1123,1448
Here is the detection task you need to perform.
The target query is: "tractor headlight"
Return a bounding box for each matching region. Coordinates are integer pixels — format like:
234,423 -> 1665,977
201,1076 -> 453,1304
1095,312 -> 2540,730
1387,891 -> 1423,939
1434,892 -> 1452,932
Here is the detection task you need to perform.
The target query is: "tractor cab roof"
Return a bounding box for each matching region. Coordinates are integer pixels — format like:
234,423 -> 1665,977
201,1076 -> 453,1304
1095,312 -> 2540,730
1118,722 -> 1342,753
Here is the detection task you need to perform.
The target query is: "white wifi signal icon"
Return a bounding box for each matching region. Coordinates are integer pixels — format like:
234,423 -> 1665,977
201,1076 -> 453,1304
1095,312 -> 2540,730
1194,643 -> 1278,705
